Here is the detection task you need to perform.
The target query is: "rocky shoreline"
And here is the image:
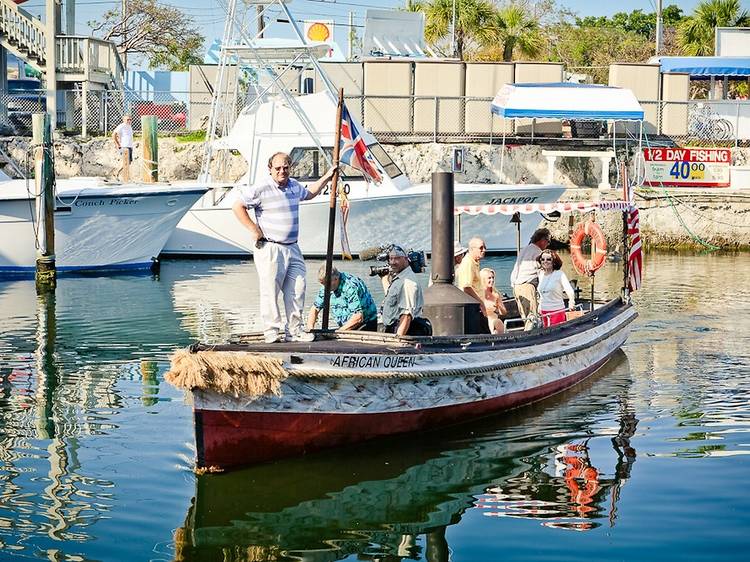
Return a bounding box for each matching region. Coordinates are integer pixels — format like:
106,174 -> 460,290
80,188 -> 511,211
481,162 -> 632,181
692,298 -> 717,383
2,136 -> 749,250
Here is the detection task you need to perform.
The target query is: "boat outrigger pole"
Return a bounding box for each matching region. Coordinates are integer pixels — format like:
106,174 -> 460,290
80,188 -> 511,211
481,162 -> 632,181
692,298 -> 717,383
321,88 -> 345,330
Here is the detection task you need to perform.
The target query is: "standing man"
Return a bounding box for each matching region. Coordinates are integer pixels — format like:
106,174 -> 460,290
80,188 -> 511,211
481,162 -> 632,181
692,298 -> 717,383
456,237 -> 488,316
510,228 -> 551,330
382,246 -> 431,336
307,265 -> 378,332
112,114 -> 133,180
233,152 -> 335,343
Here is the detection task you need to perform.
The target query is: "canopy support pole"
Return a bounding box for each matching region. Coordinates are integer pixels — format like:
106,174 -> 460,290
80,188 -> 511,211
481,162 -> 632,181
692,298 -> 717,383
500,119 -> 507,182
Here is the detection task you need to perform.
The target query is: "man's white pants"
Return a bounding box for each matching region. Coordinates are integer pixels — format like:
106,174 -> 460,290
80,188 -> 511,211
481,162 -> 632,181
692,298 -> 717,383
253,242 -> 306,339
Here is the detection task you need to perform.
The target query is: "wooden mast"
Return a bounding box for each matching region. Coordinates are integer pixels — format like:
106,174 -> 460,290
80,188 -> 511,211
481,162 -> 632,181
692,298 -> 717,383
321,88 -> 344,330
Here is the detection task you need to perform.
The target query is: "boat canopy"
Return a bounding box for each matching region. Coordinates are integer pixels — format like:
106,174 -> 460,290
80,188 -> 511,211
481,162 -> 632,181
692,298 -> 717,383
455,200 -> 632,216
490,83 -> 645,121
652,56 -> 750,78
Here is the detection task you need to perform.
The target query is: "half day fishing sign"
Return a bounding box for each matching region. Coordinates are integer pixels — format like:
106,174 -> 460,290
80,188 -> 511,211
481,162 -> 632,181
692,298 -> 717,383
643,147 -> 731,187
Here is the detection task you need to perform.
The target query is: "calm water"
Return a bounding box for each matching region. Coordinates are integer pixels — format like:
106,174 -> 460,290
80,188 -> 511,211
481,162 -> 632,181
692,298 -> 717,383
1,252 -> 749,561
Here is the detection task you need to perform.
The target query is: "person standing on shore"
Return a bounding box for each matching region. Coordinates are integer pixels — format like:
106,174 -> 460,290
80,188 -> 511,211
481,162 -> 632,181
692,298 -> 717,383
510,228 -> 550,330
112,115 -> 133,180
233,152 -> 335,343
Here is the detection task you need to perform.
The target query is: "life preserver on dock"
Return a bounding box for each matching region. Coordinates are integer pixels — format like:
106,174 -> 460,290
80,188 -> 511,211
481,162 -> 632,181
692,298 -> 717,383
570,220 -> 607,275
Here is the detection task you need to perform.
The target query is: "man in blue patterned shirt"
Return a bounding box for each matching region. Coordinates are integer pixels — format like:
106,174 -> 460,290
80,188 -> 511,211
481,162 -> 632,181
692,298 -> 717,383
307,265 -> 378,331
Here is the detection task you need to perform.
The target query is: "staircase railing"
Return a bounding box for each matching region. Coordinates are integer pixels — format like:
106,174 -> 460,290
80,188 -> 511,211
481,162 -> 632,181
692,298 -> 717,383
0,0 -> 47,65
57,36 -> 125,88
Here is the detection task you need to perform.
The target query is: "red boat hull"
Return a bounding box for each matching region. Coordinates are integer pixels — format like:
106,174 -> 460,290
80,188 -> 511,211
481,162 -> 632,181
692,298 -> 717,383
195,355 -> 609,469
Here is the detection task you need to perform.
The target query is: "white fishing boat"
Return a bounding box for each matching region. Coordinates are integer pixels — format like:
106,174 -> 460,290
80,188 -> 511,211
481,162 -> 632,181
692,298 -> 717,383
163,92 -> 564,257
161,0 -> 564,258
0,175 -> 207,275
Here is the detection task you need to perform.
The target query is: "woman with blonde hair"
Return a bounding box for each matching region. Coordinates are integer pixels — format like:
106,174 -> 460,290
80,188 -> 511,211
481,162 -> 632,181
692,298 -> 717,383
536,250 -> 576,328
480,268 -> 507,334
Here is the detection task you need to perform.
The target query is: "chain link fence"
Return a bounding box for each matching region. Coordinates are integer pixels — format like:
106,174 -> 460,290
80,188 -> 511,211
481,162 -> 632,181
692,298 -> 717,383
0,89 -> 194,136
2,89 -> 749,149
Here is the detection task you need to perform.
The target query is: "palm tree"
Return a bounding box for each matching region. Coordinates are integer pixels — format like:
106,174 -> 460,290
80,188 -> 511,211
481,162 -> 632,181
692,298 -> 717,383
485,4 -> 542,61
677,0 -> 749,56
407,0 -> 496,60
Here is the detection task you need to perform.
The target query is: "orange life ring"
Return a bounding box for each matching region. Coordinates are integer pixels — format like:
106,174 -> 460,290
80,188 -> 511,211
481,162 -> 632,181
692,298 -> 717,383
570,220 -> 607,275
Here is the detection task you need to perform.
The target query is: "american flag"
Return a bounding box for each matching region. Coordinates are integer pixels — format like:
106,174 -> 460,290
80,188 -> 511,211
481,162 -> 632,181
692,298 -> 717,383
627,207 -> 642,291
340,104 -> 382,185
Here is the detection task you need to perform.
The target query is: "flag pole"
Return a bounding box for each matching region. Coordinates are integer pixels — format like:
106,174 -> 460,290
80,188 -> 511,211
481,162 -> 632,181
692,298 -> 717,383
321,88 -> 345,331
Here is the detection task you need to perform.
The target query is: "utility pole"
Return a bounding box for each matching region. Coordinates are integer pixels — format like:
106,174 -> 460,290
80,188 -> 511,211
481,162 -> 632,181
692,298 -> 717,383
45,0 -> 58,133
348,11 -> 354,60
65,0 -> 75,34
257,4 -> 265,38
122,0 -> 128,69
655,0 -> 663,56
451,0 -> 457,58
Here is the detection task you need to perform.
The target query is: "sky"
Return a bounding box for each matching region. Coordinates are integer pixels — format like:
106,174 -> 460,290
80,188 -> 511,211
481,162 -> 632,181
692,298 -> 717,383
16,0 -> 740,61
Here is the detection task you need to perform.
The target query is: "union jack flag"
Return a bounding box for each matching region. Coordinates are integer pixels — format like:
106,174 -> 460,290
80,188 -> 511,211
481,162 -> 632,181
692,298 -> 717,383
627,207 -> 642,291
340,104 -> 382,185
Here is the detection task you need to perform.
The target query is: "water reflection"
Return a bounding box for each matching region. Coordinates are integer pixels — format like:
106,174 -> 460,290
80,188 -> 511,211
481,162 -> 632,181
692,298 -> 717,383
0,276 -> 191,559
174,352 -> 636,561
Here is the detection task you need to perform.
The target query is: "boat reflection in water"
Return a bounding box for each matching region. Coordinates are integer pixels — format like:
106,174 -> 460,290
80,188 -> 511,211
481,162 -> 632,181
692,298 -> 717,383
174,351 -> 638,562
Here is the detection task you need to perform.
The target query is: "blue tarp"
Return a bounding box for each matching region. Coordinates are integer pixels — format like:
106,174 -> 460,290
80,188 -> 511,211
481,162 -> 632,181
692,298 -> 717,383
656,56 -> 750,77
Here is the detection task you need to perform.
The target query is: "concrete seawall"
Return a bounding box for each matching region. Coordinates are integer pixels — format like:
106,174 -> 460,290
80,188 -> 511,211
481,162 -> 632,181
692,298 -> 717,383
2,137 -> 748,250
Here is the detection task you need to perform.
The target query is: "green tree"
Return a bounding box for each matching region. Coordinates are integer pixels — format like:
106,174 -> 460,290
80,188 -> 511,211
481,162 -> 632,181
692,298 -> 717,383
406,0 -> 496,59
677,0 -> 749,55
542,25 -> 653,83
576,5 -> 684,38
482,4 -> 543,61
89,0 -> 205,70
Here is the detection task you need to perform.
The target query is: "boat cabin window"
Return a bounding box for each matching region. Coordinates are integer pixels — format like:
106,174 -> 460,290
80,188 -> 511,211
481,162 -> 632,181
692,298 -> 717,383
289,144 -> 404,181
289,147 -> 364,181
367,142 -> 403,179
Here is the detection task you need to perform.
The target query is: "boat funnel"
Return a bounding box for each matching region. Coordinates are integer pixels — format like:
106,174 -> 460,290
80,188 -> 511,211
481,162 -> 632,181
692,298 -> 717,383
423,172 -> 482,336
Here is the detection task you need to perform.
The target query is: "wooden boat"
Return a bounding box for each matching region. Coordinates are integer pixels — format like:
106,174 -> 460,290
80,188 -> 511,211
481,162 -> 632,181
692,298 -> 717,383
167,136 -> 643,471
167,296 -> 636,470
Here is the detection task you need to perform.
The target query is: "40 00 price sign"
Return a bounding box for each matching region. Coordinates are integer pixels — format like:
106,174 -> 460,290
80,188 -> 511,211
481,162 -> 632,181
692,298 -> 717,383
644,147 -> 731,187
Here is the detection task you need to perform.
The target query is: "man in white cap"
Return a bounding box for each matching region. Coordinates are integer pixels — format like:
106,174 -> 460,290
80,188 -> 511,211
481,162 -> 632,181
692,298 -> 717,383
454,241 -> 468,268
381,245 -> 430,336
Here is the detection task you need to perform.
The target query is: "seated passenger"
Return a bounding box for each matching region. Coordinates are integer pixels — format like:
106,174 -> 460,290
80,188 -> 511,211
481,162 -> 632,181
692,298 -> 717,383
480,268 -> 507,334
382,246 -> 431,336
307,265 -> 378,331
537,250 -> 576,328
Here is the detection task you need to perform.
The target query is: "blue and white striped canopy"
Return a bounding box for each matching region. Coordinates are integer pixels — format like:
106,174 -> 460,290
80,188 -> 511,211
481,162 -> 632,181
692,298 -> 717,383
491,83 -> 645,121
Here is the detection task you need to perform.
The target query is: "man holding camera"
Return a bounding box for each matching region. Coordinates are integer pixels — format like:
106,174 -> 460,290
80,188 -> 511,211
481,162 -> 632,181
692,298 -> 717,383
381,246 -> 431,337
232,151 -> 336,344
307,265 -> 378,332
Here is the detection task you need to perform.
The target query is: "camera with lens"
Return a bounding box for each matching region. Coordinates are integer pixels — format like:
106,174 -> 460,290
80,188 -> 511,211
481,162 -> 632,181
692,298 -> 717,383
368,244 -> 426,277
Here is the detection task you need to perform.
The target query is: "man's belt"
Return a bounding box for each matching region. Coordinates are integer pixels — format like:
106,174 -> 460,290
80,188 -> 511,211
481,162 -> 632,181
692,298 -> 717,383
267,239 -> 297,246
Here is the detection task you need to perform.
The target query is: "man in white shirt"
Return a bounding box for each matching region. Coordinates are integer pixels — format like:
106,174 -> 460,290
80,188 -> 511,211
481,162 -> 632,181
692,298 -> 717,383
112,115 -> 134,180
510,228 -> 551,330
232,151 -> 335,343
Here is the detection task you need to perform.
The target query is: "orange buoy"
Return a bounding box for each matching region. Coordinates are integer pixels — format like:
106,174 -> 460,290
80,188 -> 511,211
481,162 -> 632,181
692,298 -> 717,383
570,220 -> 607,275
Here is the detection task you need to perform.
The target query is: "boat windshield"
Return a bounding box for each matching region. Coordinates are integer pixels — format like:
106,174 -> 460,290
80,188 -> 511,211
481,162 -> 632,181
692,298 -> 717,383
289,145 -> 403,181
290,147 -> 362,181
367,142 -> 404,179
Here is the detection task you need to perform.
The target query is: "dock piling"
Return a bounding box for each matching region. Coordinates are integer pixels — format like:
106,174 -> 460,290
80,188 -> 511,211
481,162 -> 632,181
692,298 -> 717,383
141,116 -> 158,183
32,113 -> 56,292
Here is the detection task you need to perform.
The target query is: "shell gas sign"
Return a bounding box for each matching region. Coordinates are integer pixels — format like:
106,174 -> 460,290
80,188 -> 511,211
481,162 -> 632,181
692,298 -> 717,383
643,147 -> 731,187
304,20 -> 333,43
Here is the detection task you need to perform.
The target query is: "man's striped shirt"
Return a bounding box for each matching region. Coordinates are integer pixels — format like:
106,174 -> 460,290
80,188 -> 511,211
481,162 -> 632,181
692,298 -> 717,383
238,175 -> 310,244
